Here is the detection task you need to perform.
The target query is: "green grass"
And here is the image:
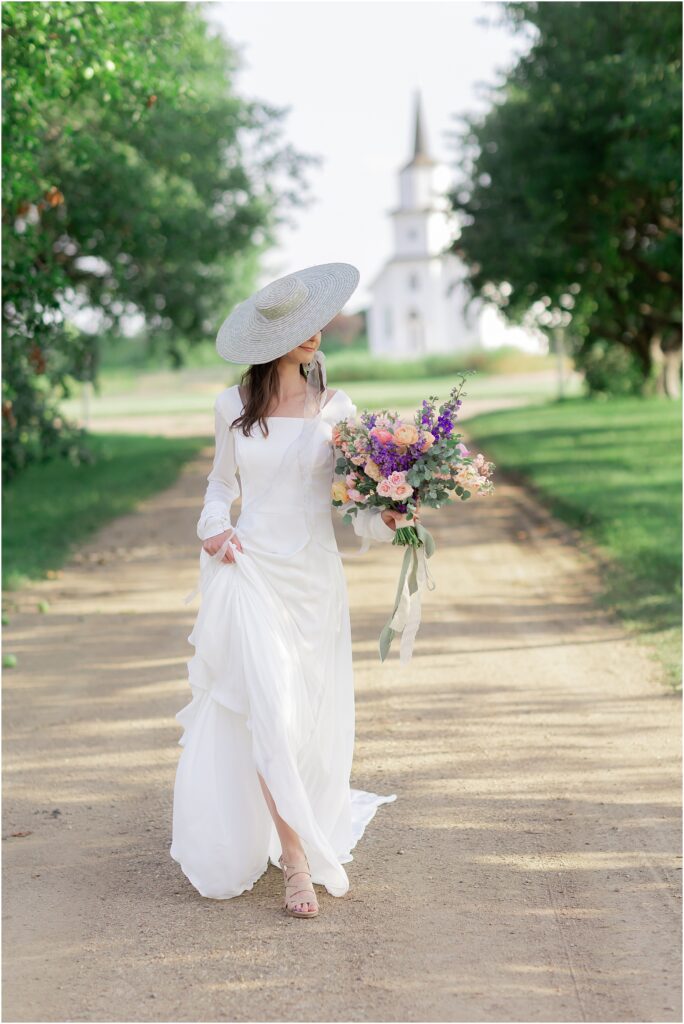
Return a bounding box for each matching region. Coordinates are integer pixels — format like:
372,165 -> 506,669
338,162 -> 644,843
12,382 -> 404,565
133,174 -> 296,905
97,334 -> 558,380
60,362 -> 579,423
465,395 -> 683,689
320,343 -> 559,381
335,371 -> 577,413
62,339 -> 566,421
2,432 -> 209,592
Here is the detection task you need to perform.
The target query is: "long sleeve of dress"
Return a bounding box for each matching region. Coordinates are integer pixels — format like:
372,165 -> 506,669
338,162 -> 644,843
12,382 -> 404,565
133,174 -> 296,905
353,505 -> 396,543
196,393 -> 240,542
335,390 -> 396,544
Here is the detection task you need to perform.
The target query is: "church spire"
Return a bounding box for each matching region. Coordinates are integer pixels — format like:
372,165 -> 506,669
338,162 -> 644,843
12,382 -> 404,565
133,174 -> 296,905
402,89 -> 437,169
413,90 -> 429,160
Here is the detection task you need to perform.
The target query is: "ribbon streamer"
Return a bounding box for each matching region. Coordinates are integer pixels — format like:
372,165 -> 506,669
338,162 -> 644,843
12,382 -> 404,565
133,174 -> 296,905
378,522 -> 436,665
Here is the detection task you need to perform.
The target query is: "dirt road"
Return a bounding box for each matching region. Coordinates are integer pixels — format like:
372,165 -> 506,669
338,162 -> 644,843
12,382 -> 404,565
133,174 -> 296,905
3,425 -> 681,1022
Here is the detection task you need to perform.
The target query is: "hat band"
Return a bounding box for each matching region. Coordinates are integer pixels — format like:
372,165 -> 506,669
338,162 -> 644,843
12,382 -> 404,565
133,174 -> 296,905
256,279 -> 309,320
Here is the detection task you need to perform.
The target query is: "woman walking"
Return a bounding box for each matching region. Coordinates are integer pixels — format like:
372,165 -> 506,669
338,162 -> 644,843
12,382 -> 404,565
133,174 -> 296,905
170,263 -> 402,918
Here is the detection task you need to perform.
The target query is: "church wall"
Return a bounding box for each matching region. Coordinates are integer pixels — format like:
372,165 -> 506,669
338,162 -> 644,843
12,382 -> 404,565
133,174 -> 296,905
392,212 -> 429,259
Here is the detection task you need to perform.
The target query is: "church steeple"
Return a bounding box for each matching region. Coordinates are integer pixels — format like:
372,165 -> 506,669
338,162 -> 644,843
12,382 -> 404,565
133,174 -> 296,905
403,90 -> 437,170
412,90 -> 429,160
368,86 -> 484,358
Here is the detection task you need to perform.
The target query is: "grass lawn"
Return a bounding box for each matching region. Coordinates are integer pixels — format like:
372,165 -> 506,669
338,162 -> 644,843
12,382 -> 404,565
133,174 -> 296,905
331,371 -> 571,413
465,395 -> 682,690
59,365 -> 581,422
2,432 -> 209,592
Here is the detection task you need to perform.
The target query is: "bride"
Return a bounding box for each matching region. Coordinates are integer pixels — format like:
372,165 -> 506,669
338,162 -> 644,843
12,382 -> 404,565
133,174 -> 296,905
170,263 -> 407,919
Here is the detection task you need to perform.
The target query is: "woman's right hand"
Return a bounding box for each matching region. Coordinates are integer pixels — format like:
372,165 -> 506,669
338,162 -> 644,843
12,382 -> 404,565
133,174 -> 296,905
381,503 -> 422,532
202,529 -> 243,563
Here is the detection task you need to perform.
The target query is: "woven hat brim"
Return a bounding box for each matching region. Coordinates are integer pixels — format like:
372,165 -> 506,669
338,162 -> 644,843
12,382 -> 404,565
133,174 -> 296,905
216,262 -> 360,364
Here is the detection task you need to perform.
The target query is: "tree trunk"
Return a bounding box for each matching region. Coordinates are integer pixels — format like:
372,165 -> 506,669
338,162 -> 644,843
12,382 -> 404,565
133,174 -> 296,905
649,334 -> 667,396
664,348 -> 682,399
649,334 -> 683,399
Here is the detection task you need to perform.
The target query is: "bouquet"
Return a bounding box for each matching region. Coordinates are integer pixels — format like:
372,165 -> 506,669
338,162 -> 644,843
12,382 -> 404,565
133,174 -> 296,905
331,374 -> 495,664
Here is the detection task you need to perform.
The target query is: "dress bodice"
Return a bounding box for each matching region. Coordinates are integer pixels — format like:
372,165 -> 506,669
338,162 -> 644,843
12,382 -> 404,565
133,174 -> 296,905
234,387 -> 346,555
195,383 -> 395,557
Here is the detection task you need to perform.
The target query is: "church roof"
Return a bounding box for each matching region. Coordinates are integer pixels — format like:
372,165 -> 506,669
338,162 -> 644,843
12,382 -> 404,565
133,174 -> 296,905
401,90 -> 438,171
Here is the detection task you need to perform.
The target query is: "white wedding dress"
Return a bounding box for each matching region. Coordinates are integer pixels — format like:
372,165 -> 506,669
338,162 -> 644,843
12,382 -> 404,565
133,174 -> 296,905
170,383 -> 397,900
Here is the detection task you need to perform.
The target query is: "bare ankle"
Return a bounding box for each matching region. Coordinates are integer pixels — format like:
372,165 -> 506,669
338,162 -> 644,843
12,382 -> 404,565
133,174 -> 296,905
280,843 -> 306,865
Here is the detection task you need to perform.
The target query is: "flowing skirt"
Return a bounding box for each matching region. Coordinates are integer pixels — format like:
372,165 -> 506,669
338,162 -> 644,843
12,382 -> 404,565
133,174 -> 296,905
170,534 -> 396,899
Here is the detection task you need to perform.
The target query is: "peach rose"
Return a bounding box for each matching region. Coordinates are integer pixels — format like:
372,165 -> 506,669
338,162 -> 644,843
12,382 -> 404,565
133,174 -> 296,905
420,431 -> 435,451
394,423 -> 419,446
364,458 -> 382,481
376,478 -> 394,497
331,481 -> 349,503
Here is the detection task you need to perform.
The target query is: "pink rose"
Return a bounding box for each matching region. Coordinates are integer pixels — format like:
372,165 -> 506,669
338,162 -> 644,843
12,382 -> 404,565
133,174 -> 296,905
370,428 -> 394,445
457,442 -> 470,456
391,482 -> 414,500
388,470 -> 407,487
348,488 -> 369,503
376,478 -> 394,497
345,472 -> 358,487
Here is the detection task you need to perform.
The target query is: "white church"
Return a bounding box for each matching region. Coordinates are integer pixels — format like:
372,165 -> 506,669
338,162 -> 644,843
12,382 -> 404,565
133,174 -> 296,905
368,92 -> 544,358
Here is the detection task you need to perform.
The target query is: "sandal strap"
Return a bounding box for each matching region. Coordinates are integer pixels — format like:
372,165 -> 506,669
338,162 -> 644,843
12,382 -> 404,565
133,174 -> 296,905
280,857 -> 318,906
284,876 -> 316,897
285,887 -> 317,902
283,866 -> 311,880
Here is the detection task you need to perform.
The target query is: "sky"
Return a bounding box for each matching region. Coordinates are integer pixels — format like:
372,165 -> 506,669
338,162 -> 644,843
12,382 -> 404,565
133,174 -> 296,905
203,0 -> 528,337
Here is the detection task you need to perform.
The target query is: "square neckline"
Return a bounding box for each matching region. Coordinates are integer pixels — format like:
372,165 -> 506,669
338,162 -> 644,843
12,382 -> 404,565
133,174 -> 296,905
236,385 -> 342,420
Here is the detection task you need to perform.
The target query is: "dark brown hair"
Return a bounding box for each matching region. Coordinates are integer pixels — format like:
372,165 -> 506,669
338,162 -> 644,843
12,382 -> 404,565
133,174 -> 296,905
230,357 -> 324,438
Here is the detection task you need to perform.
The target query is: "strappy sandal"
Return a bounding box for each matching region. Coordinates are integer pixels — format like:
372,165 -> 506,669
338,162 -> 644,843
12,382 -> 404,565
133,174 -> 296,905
278,853 -> 319,919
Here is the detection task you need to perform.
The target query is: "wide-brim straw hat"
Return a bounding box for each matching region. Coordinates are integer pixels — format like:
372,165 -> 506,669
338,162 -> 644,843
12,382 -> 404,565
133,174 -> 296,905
216,261 -> 360,364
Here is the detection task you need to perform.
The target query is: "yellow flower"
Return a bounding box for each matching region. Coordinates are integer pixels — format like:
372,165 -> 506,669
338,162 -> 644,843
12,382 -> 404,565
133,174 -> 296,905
364,458 -> 382,481
394,423 -> 419,446
331,481 -> 349,503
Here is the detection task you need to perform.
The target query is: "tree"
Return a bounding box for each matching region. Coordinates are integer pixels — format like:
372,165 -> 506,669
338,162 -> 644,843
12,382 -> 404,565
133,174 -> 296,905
2,1 -> 317,477
448,1 -> 682,396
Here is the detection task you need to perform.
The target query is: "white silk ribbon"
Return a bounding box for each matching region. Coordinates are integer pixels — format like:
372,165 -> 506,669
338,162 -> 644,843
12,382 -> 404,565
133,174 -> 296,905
387,545 -> 436,665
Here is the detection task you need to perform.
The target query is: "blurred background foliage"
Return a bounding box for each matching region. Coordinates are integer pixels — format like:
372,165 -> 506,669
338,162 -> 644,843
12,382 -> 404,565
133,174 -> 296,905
449,0 -> 682,399
2,0 -> 680,682
2,0 -> 317,478
3,0 -> 681,483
